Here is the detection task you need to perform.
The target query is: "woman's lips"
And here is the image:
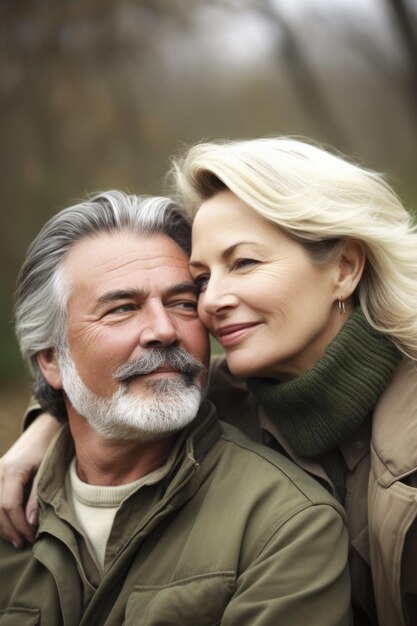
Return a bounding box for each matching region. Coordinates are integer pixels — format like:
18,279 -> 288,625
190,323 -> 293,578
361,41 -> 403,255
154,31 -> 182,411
215,323 -> 260,347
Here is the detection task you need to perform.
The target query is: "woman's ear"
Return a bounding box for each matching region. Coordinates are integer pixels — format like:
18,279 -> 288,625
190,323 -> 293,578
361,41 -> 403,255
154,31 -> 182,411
37,349 -> 63,389
336,240 -> 366,299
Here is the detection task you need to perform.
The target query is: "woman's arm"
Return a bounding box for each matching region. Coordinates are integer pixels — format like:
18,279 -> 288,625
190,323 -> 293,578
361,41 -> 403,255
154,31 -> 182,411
0,413 -> 61,547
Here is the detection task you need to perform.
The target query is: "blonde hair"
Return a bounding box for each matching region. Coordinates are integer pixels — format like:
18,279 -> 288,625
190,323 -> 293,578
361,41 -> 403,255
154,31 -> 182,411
170,137 -> 417,360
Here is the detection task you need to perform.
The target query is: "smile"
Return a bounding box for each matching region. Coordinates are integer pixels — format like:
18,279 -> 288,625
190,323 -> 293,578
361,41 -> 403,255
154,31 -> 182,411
215,323 -> 261,347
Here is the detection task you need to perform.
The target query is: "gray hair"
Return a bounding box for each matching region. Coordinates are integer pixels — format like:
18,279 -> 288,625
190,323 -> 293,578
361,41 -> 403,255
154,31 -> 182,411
14,190 -> 192,418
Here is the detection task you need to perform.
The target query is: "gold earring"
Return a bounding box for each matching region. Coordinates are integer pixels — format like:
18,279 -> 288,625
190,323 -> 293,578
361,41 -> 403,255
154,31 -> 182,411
338,295 -> 346,316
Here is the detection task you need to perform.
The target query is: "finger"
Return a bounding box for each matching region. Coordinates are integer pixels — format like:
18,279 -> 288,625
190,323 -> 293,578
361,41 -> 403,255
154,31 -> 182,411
1,476 -> 35,544
0,507 -> 27,548
25,484 -> 39,531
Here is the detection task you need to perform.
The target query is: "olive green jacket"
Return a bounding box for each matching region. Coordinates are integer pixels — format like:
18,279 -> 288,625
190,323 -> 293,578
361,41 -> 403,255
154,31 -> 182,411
208,357 -> 417,626
1,401 -> 351,626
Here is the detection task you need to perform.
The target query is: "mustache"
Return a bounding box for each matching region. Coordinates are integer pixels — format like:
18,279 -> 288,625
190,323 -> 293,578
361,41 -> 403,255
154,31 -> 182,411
113,347 -> 205,384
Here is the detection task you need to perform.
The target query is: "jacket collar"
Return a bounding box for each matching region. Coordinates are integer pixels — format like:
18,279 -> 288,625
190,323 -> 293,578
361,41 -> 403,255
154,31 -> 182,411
36,399 -> 222,514
372,357 -> 417,484
259,403 -> 371,500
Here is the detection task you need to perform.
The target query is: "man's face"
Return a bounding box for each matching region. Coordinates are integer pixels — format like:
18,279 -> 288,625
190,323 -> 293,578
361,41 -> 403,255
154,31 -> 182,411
51,231 -> 210,438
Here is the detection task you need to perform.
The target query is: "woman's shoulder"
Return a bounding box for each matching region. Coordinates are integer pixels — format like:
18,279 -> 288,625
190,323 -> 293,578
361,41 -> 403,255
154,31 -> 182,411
372,357 -> 417,480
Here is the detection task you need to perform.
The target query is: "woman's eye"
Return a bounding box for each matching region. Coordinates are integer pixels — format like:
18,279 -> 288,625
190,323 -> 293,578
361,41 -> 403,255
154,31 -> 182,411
234,258 -> 259,270
194,274 -> 210,292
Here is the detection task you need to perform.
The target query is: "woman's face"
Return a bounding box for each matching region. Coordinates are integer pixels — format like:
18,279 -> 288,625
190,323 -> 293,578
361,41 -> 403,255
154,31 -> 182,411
190,190 -> 346,381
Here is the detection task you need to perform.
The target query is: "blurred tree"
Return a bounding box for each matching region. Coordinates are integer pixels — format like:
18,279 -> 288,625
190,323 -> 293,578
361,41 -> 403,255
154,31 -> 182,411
385,0 -> 417,126
0,0 -> 416,384
247,0 -> 350,148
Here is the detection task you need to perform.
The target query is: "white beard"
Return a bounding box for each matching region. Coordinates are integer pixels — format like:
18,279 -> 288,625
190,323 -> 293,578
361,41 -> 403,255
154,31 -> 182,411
58,350 -> 203,442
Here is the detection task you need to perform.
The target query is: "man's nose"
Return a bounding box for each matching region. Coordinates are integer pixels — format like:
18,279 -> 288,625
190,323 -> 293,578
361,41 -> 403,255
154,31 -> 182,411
139,302 -> 179,348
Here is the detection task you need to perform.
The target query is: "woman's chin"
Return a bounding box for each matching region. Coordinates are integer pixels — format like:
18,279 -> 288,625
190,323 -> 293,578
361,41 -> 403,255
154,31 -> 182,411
225,354 -> 257,379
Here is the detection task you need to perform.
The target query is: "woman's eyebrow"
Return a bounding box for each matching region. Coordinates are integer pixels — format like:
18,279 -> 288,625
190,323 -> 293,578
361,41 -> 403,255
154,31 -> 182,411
222,242 -> 259,258
190,241 -> 260,268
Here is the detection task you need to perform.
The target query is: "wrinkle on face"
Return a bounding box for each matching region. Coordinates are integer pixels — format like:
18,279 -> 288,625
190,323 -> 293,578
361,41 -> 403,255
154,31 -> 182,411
60,232 -> 209,397
191,190 -> 342,380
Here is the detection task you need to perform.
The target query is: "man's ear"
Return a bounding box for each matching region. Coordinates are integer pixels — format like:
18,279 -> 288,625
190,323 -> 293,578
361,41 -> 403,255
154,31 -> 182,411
336,239 -> 366,299
37,348 -> 63,389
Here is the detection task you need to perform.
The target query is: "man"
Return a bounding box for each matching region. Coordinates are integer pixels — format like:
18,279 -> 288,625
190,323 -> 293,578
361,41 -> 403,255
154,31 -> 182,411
0,190 -> 351,625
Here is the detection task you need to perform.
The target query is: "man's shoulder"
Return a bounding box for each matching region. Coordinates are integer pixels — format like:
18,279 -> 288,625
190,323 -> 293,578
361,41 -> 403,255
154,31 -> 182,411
216,420 -> 345,517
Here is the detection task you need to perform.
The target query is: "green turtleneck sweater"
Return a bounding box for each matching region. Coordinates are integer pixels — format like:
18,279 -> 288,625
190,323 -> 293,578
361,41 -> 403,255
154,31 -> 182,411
248,310 -> 401,502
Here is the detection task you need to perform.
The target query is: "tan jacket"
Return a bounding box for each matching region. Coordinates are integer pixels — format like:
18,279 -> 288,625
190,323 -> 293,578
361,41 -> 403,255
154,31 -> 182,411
208,356 -> 417,626
368,358 -> 417,626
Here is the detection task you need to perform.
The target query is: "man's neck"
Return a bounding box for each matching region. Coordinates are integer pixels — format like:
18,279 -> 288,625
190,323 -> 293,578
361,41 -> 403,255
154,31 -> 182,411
68,413 -> 175,486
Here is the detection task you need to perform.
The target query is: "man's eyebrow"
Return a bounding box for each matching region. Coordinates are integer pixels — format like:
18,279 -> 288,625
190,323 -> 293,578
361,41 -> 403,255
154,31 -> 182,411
166,281 -> 199,297
96,289 -> 145,305
96,283 -> 198,305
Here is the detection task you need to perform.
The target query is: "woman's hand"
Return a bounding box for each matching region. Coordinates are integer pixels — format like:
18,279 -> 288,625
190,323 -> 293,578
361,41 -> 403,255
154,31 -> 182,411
0,413 -> 62,547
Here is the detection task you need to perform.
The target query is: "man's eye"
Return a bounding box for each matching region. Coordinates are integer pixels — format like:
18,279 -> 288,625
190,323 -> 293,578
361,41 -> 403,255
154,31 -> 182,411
178,300 -> 197,309
234,258 -> 259,270
169,300 -> 198,315
194,274 -> 209,292
107,304 -> 135,315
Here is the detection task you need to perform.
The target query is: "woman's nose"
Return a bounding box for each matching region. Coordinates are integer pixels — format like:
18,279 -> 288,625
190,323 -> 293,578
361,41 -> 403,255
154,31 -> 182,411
139,303 -> 179,348
201,277 -> 239,315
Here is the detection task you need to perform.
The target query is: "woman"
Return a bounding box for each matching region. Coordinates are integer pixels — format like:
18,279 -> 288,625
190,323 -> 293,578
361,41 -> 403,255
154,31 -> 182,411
2,137 -> 417,625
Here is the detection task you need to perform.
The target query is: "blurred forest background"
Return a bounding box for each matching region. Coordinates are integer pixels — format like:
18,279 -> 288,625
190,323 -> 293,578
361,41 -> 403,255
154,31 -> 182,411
1,0 -> 417,452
